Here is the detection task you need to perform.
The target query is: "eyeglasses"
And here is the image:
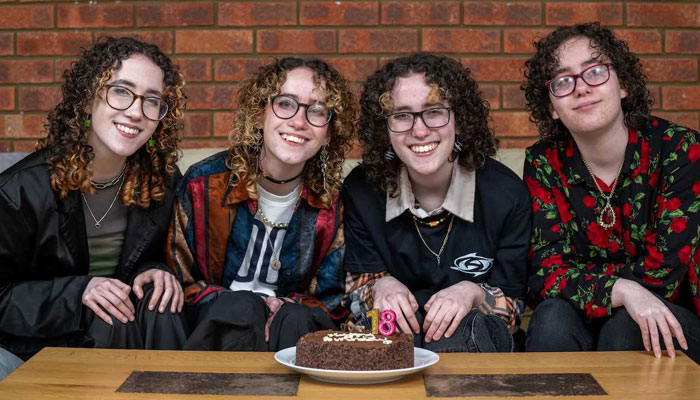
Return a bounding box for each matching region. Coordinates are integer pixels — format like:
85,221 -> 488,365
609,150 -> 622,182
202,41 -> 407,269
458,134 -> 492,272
104,84 -> 169,121
386,107 -> 451,133
545,63 -> 613,98
270,95 -> 333,127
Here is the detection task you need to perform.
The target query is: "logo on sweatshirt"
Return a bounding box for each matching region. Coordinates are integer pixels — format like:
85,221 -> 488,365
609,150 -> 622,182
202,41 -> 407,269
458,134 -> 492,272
451,253 -> 493,277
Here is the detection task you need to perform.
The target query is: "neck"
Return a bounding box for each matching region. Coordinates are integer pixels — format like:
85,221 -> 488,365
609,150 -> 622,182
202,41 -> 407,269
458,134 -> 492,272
572,123 -> 628,186
91,150 -> 127,183
409,162 -> 454,212
258,158 -> 304,196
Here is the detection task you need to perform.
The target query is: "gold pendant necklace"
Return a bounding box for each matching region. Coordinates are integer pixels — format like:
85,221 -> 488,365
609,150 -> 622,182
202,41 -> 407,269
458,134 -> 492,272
413,214 -> 455,266
581,157 -> 624,230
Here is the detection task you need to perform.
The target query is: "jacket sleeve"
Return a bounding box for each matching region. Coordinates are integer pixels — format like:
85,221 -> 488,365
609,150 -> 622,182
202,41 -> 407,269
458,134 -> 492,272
0,181 -> 91,338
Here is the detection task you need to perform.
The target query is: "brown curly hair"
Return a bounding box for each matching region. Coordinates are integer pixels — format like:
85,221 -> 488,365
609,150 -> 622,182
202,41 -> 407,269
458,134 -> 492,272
358,52 -> 496,195
36,36 -> 185,207
522,22 -> 652,145
227,57 -> 356,208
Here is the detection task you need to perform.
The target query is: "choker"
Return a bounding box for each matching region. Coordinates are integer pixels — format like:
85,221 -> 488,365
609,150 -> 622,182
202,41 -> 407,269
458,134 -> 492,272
262,171 -> 303,185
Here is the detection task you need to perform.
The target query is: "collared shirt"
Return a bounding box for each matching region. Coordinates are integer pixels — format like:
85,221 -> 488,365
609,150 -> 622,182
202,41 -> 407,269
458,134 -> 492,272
386,163 -> 475,222
525,117 -> 700,319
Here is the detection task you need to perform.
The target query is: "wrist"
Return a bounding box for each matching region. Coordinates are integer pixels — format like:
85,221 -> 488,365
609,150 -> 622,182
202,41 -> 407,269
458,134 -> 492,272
611,277 -> 632,307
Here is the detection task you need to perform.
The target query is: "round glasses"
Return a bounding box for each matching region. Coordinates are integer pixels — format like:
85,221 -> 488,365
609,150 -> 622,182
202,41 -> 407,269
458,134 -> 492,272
105,85 -> 169,121
545,63 -> 613,98
386,107 -> 451,133
270,95 -> 333,127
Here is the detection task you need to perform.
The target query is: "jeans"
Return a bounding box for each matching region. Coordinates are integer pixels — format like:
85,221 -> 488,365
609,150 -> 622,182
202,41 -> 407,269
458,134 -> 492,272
0,347 -> 23,381
415,310 -> 513,353
526,298 -> 700,365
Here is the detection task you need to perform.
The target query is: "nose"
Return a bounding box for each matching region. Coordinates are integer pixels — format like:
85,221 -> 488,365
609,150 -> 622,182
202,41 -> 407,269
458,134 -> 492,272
411,115 -> 430,138
288,107 -> 308,129
124,97 -> 143,119
573,75 -> 591,96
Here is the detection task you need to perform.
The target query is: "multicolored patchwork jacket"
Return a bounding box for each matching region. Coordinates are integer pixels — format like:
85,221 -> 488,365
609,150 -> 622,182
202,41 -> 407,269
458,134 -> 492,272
165,151 -> 347,319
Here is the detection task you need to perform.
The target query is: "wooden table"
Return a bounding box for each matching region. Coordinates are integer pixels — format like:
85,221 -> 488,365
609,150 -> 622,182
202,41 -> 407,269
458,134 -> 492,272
0,347 -> 698,399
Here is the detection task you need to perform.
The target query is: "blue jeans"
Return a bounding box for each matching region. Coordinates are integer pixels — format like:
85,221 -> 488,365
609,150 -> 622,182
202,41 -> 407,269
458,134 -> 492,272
526,298 -> 700,365
0,347 -> 23,381
415,310 -> 513,353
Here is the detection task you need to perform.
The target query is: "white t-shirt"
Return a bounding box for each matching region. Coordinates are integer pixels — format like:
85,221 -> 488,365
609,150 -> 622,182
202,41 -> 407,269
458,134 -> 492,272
228,184 -> 301,296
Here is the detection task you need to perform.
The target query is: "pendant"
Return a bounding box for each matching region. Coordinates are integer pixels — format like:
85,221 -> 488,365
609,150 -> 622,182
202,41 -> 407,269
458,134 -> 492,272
436,256 -> 440,266
271,259 -> 281,270
95,222 -> 101,229
598,202 -> 616,230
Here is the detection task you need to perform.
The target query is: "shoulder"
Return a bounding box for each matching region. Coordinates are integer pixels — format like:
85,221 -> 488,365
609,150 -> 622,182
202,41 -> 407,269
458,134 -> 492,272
0,151 -> 52,204
644,116 -> 699,150
181,150 -> 230,183
475,158 -> 531,210
342,165 -> 384,200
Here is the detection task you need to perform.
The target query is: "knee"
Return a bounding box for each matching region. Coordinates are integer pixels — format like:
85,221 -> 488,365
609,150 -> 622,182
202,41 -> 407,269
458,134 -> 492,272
274,303 -> 331,329
216,290 -> 267,316
526,299 -> 590,352
597,308 -> 644,351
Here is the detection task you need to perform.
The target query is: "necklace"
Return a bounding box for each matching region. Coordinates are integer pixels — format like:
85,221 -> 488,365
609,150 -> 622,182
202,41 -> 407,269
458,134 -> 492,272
90,164 -> 127,190
82,176 -> 125,229
266,233 -> 282,271
413,212 -> 452,228
261,170 -> 303,185
581,157 -> 624,230
413,214 -> 455,266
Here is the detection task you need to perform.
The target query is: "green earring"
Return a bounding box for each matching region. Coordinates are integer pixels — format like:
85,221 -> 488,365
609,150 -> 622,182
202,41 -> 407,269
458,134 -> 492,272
148,138 -> 155,148
84,119 -> 91,128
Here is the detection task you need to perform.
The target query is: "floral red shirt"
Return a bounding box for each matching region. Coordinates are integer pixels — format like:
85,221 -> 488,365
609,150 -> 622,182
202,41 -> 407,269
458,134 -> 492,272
525,117 -> 700,319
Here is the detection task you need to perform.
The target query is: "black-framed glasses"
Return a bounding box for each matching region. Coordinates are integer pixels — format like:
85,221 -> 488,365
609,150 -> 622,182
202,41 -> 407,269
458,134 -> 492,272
270,95 -> 333,127
104,84 -> 169,121
386,107 -> 451,133
545,63 -> 613,98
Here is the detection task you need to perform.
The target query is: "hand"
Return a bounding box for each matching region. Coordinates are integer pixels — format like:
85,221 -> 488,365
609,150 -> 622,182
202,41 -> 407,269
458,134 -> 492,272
372,276 -> 420,334
264,296 -> 285,342
82,277 -> 135,325
612,278 -> 688,358
423,281 -> 485,343
132,268 -> 184,314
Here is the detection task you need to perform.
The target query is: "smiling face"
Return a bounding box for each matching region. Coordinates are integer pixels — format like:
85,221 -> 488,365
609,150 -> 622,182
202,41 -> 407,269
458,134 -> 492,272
387,72 -> 455,180
548,36 -> 628,139
86,53 -> 164,162
260,67 -> 330,177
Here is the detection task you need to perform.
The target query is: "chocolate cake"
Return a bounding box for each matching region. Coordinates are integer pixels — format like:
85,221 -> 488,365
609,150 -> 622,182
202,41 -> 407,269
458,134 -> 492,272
295,330 -> 414,371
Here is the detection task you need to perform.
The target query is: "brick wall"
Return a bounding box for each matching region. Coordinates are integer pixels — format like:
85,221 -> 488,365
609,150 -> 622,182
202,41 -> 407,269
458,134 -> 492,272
1,1 -> 699,155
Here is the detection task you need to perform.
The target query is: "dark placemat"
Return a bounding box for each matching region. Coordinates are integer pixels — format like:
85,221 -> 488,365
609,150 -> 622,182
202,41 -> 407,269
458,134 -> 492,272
424,373 -> 606,397
117,371 -> 300,396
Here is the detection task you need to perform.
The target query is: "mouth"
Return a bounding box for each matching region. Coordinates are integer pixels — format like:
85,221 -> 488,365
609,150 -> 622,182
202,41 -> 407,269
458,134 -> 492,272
573,100 -> 600,111
280,133 -> 309,144
410,142 -> 439,154
115,122 -> 141,137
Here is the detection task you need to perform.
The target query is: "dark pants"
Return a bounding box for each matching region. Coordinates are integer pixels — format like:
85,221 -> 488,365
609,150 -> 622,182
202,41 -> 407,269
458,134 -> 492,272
183,290 -> 335,352
411,310 -> 513,353
526,298 -> 700,365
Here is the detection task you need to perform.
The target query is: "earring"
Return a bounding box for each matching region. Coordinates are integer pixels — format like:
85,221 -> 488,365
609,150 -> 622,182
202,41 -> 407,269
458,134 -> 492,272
319,145 -> 329,192
84,119 -> 91,128
384,149 -> 395,161
453,139 -> 463,153
148,138 -> 155,148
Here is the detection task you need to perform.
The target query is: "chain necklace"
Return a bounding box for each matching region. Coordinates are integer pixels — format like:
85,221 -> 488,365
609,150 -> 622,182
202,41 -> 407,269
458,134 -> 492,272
82,176 -> 125,229
90,164 -> 127,190
581,157 -> 624,230
413,214 -> 455,266
412,211 -> 452,228
257,207 -> 290,229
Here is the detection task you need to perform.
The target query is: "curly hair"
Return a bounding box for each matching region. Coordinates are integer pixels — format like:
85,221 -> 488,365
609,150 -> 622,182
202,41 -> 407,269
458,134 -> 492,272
523,22 -> 652,145
36,36 -> 185,208
227,57 -> 356,208
357,52 -> 496,195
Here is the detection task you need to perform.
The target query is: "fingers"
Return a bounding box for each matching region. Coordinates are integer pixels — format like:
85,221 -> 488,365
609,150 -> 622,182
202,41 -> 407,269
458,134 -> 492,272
132,274 -> 145,300
397,295 -> 420,334
657,317 -> 676,358
83,298 -> 113,325
647,318 -> 662,358
158,276 -> 174,313
666,310 -> 687,351
149,275 -> 164,311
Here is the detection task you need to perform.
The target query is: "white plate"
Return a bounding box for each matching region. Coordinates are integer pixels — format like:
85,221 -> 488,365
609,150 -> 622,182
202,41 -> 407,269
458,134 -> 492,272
274,346 -> 439,385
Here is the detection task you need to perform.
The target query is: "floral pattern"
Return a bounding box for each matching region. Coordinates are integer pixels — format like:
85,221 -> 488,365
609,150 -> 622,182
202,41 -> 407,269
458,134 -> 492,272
525,117 -> 700,319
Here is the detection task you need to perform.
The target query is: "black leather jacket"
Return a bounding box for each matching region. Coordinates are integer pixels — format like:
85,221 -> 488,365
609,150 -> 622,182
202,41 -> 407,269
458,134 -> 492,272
0,151 -> 180,358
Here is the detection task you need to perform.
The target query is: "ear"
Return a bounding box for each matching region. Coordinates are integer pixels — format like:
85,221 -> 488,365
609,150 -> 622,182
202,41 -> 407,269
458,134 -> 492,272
620,86 -> 628,99
549,103 -> 560,120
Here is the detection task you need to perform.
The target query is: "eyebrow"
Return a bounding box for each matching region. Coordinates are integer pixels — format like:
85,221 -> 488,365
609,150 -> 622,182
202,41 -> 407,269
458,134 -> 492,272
110,79 -> 162,96
552,58 -> 602,76
278,92 -> 327,105
392,102 -> 446,112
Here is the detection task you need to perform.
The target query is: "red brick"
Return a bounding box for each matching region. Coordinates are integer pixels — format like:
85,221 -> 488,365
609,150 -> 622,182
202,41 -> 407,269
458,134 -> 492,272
54,59 -> 74,82
257,30 -> 335,54
662,86 -> 700,110
181,139 -> 229,149
461,58 -> 527,82
176,30 -> 253,54
185,85 -> 238,110
184,113 -> 212,138
0,142 -> 9,153
613,29 -> 662,54
0,33 -> 14,56
0,114 -> 45,138
339,29 -> 418,53
546,3 -> 622,26
628,4 -> 700,27
499,138 -> 537,149
57,4 -> 133,28
0,60 -> 53,84
326,58 -> 378,82
666,31 -> 700,54
382,2 -> 459,25
464,2 -> 541,26
219,2 -> 296,26
648,85 -> 661,110
14,141 -> 38,152
214,112 -> 235,137
97,31 -> 173,54
20,114 -> 46,138
214,58 -> 271,82
655,112 -> 699,132
502,85 -> 527,110
18,86 -> 61,111
641,58 -> 697,83
0,115 -> 21,138
18,32 -> 92,56
0,5 -> 53,29
422,29 -> 499,53
0,88 -> 14,111
137,3 -> 213,27
302,2 -> 378,26
491,112 -> 539,137
175,57 -> 212,82
480,85 -> 499,110
504,29 -> 553,53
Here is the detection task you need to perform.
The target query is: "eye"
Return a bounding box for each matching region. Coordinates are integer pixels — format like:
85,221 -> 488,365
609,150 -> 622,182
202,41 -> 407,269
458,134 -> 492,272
111,86 -> 132,97
424,108 -> 446,117
586,65 -> 606,77
391,112 -> 413,121
308,106 -> 329,117
144,97 -> 162,107
553,76 -> 574,89
275,97 -> 297,110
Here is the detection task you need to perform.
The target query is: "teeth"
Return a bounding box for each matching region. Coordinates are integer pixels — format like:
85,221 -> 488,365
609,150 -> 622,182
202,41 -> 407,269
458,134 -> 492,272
410,143 -> 438,153
116,123 -> 139,136
281,133 -> 307,144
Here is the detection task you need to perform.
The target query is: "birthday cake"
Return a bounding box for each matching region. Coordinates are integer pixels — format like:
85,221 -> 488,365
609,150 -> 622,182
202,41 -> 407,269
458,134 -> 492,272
295,330 -> 414,371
